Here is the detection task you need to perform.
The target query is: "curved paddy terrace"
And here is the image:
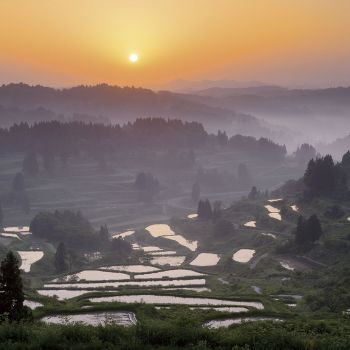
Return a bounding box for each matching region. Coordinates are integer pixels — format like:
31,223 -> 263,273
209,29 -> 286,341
88,294 -> 264,310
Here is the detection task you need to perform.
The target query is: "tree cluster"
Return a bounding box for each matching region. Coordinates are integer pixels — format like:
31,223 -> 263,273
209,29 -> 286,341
295,214 -> 323,246
0,251 -> 31,321
304,155 -> 347,197
135,172 -> 160,202
0,119 -> 286,169
30,210 -> 98,250
294,143 -> 317,164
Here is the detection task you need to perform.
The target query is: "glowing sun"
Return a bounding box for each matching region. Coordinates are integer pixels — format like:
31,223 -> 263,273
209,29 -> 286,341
129,53 -> 138,63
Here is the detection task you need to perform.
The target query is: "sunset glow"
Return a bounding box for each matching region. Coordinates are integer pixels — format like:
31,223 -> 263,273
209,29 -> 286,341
129,53 -> 139,63
0,0 -> 349,87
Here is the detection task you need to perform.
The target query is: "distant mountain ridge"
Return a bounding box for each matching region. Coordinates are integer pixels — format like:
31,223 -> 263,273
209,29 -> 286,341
157,79 -> 271,92
0,83 -> 268,136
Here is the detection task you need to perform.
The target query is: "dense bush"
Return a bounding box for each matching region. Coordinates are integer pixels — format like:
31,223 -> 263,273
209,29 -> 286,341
0,319 -> 348,349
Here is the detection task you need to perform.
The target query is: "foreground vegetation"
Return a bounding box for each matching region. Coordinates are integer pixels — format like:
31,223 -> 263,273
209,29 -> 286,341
0,316 -> 349,350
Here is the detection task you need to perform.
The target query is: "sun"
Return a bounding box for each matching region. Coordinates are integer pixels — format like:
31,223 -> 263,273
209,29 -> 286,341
129,53 -> 138,63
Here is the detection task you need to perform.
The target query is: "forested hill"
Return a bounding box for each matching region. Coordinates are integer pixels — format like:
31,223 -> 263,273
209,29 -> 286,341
0,118 -> 286,161
0,83 -> 262,133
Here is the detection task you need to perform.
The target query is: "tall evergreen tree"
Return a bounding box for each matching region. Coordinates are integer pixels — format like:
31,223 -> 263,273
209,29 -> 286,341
295,214 -> 323,246
295,216 -> 306,245
212,201 -> 222,221
248,186 -> 259,200
55,242 -> 68,274
198,199 -> 212,220
341,151 -> 350,168
99,224 -> 110,242
294,143 -> 316,164
303,155 -> 347,197
306,214 -> 323,242
0,251 -> 29,321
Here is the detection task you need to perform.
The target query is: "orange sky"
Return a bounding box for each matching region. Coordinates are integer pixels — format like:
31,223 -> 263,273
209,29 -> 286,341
0,0 -> 349,88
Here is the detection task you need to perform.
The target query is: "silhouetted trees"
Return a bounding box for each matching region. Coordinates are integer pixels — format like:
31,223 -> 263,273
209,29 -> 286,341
248,186 -> 259,200
324,205 -> 344,220
99,225 -> 109,242
30,210 -> 98,250
304,155 -> 347,197
294,143 -> 317,164
197,199 -> 212,220
109,238 -> 132,257
295,214 -> 323,246
55,242 -> 68,274
228,135 -> 286,161
0,119 -> 286,164
217,130 -> 228,147
0,251 -> 30,321
341,151 -> 350,176
135,172 -> 160,202
212,201 -> 222,221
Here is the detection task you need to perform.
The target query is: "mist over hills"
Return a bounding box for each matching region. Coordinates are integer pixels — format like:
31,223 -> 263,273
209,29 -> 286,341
0,83 -> 273,138
155,79 -> 271,92
0,82 -> 350,153
181,85 -> 350,149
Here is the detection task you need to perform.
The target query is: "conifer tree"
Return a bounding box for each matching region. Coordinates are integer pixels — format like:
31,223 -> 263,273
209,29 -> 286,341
0,251 -> 29,321
55,242 -> 68,274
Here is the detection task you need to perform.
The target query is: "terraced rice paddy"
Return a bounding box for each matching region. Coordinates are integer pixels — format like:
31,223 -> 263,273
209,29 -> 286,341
52,270 -> 130,282
190,253 -> 220,266
280,261 -> 295,271
232,249 -> 255,263
149,255 -> 186,266
17,250 -> 44,272
145,224 -> 198,251
291,205 -> 299,212
261,233 -> 276,239
1,233 -> 20,239
265,205 -> 282,220
141,246 -> 164,252
24,300 -> 43,309
4,226 -> 30,233
187,214 -> 198,219
204,317 -> 282,328
269,212 -> 282,220
148,251 -> 177,256
37,289 -> 115,300
163,235 -> 198,251
88,295 -> 264,309
134,269 -> 204,280
243,221 -> 256,228
145,224 -> 176,237
98,265 -> 160,273
44,278 -> 207,289
41,311 -> 137,326
111,230 -> 135,239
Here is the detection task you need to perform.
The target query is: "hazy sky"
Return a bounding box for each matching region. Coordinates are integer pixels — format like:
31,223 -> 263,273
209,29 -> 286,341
1,0 -> 349,88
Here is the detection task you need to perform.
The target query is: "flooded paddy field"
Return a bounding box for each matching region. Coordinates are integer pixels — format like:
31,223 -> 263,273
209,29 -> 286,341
41,311 -> 137,326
